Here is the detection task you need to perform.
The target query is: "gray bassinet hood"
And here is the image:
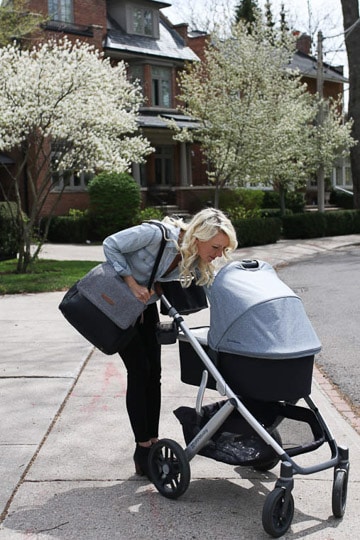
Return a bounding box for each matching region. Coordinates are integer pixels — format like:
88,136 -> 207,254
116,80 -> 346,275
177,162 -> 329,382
207,261 -> 321,359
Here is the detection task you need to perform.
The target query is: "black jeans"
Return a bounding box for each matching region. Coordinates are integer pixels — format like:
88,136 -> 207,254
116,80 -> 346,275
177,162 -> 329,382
118,302 -> 161,443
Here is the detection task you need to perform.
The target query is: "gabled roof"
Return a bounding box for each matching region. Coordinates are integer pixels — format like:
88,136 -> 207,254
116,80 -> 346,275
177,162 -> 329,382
290,50 -> 347,84
105,15 -> 199,62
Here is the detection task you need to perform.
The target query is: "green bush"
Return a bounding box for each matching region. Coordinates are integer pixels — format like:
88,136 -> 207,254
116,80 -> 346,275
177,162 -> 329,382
260,208 -> 293,218
282,212 -> 327,239
135,206 -> 164,223
282,210 -> 360,240
88,172 -> 141,240
220,188 -> 264,211
225,206 -> 261,221
352,210 -> 360,233
262,190 -> 305,213
46,210 -> 90,243
324,210 -> 355,236
232,217 -> 282,247
0,202 -> 19,260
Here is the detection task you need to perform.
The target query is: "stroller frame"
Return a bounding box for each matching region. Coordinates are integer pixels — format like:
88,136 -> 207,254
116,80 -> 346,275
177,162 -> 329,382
149,295 -> 350,538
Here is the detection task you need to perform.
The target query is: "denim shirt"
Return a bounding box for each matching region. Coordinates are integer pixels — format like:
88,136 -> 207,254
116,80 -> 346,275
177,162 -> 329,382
103,222 -> 181,304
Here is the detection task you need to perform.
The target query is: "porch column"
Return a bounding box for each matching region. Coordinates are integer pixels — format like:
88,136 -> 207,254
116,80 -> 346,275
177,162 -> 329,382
132,162 -> 141,185
187,143 -> 193,186
180,142 -> 188,186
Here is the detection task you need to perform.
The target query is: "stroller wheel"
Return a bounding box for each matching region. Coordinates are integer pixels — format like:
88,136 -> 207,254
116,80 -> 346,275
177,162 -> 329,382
262,487 -> 294,538
148,438 -> 190,500
332,466 -> 349,518
254,428 -> 282,472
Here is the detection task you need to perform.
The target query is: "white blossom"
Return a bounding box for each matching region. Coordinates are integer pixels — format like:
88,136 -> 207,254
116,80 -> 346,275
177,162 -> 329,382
177,21 -> 355,204
0,38 -> 152,271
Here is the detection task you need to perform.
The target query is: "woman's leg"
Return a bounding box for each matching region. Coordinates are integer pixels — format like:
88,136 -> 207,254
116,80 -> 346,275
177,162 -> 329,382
119,303 -> 161,444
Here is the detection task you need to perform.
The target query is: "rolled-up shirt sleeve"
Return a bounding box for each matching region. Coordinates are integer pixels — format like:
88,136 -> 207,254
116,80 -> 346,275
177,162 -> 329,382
103,224 -> 158,277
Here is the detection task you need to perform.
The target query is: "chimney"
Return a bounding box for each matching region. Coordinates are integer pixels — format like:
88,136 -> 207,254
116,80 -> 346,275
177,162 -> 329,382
295,33 -> 312,55
173,23 -> 189,45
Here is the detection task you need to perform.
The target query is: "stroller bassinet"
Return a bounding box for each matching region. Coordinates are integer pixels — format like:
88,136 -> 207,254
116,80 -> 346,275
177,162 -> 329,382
179,260 -> 321,402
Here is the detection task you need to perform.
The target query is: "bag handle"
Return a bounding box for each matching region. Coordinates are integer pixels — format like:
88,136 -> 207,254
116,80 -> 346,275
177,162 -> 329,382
147,221 -> 167,291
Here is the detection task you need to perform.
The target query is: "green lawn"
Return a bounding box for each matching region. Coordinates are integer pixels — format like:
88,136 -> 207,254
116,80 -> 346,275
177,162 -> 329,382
0,259 -> 99,294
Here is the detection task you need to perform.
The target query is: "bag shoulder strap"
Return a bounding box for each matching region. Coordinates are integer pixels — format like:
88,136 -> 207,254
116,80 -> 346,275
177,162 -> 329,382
146,221 -> 167,290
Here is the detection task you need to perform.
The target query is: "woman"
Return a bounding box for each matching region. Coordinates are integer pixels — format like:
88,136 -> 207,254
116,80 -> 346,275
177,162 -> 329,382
103,208 -> 237,476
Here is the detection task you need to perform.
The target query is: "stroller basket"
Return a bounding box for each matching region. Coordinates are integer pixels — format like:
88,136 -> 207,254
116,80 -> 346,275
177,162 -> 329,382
174,399 -> 326,466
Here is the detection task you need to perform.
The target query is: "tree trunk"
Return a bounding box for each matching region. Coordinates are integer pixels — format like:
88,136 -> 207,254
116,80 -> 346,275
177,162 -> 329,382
279,185 -> 286,216
214,179 -> 220,209
341,0 -> 360,208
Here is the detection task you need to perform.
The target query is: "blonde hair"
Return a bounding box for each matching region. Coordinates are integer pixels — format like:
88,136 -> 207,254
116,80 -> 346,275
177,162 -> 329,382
164,208 -> 237,287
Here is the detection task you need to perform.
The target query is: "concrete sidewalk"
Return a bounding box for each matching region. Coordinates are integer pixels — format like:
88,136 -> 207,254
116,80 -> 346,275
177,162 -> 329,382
1,235 -> 360,539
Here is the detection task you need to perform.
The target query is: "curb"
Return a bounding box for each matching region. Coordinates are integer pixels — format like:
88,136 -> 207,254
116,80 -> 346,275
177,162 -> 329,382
314,365 -> 360,435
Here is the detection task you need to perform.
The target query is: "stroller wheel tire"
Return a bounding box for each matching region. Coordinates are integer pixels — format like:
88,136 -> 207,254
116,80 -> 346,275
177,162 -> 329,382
262,487 -> 294,538
332,467 -> 349,518
148,438 -> 190,500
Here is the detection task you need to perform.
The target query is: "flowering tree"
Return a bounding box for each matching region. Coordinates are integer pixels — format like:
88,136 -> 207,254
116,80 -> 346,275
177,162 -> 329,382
176,21 -> 355,210
0,38 -> 151,272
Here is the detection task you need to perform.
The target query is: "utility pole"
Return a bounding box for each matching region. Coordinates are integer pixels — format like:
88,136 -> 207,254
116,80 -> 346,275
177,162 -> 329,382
316,30 -> 325,212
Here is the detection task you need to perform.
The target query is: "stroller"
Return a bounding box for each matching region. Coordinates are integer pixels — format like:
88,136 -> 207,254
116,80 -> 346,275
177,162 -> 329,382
149,260 -> 350,538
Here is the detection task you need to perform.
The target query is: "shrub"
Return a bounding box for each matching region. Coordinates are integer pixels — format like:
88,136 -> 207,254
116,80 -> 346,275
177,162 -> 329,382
282,213 -> 327,239
260,208 -> 293,218
232,217 -> 282,247
225,206 -> 261,221
352,210 -> 360,233
324,210 -> 355,236
262,190 -> 305,213
88,172 -> 141,240
0,202 -> 20,260
46,210 -> 89,243
136,207 -> 164,223
220,188 -> 264,211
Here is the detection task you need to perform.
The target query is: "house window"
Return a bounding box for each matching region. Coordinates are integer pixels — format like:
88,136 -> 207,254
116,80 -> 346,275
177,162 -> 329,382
334,160 -> 353,189
154,146 -> 174,186
128,64 -> 144,94
133,7 -> 153,36
52,169 -> 93,191
48,0 -> 73,22
50,144 -> 93,191
151,67 -> 171,107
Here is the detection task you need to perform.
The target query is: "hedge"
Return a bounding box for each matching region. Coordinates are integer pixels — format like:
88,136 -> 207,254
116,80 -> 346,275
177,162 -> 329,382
0,202 -> 19,260
282,210 -> 360,239
46,213 -> 90,243
232,217 -> 282,247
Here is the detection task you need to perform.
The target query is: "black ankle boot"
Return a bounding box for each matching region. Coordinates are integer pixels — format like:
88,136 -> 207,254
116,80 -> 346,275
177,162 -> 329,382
133,445 -> 151,477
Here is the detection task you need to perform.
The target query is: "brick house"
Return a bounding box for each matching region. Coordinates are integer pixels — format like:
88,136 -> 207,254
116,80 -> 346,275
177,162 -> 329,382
0,0 -> 212,218
0,1 -> 348,218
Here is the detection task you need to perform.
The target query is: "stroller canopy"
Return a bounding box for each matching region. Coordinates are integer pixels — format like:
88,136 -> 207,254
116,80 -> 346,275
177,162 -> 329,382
207,261 -> 321,359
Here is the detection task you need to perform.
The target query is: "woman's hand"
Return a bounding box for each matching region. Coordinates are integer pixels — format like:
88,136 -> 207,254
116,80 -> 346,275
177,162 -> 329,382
123,275 -> 153,303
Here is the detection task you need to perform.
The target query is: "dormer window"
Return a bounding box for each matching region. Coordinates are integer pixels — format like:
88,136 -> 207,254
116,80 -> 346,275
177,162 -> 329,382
133,7 -> 153,36
126,3 -> 160,39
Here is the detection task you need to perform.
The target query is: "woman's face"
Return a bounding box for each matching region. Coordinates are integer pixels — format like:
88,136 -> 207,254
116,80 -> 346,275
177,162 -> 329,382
196,231 -> 230,263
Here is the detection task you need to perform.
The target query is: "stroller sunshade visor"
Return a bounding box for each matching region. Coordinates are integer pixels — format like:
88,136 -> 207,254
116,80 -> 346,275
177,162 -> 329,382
207,261 -> 321,359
